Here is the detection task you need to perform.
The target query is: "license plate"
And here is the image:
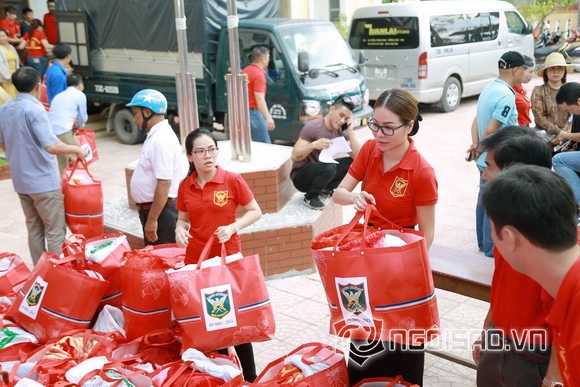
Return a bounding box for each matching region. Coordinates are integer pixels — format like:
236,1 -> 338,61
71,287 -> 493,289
375,67 -> 388,79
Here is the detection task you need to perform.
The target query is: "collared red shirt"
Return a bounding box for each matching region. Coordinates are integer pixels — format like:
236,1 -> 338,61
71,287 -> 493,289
241,63 -> 266,109
0,17 -> 21,38
49,86 -> 88,135
0,93 -> 60,194
45,61 -> 68,104
43,12 -> 58,44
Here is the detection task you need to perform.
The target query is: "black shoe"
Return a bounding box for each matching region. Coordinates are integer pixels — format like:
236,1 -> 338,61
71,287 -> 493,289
319,189 -> 334,198
304,195 -> 325,210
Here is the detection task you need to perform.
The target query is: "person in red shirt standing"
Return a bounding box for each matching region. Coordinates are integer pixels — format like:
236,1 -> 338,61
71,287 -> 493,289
22,19 -> 53,78
43,0 -> 58,45
482,165 -> 580,387
0,6 -> 25,49
241,46 -> 275,143
513,55 -> 535,126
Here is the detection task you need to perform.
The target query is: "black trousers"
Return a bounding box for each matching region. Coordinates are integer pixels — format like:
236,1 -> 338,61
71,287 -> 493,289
218,342 -> 257,382
292,157 -> 352,197
348,339 -> 425,386
138,200 -> 178,245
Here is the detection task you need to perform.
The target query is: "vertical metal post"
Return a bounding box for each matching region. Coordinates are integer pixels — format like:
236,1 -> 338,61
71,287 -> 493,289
227,0 -> 251,162
174,0 -> 199,146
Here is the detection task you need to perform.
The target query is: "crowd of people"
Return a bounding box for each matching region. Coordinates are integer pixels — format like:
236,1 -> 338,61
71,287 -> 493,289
0,3 -> 580,383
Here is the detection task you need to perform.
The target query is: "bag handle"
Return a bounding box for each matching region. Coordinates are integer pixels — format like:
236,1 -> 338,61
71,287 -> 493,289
0,253 -> 22,274
65,157 -> 95,185
142,328 -> 179,347
62,234 -> 87,257
332,205 -> 406,250
298,344 -> 336,365
196,234 -> 227,267
161,360 -> 196,387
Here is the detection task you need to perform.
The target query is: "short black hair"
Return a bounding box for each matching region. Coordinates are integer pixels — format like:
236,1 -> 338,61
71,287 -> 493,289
12,67 -> 41,93
52,42 -> 72,59
556,82 -> 580,105
251,46 -> 269,63
478,125 -> 552,170
482,165 -> 578,252
22,8 -> 33,16
66,73 -> 83,87
4,6 -> 17,14
332,94 -> 355,112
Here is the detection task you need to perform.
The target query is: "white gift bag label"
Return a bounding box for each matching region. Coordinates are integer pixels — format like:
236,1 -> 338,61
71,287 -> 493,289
201,284 -> 237,331
18,276 -> 48,320
335,276 -> 375,328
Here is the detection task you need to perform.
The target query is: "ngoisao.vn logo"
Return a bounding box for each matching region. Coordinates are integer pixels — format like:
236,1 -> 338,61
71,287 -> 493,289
202,284 -> 237,331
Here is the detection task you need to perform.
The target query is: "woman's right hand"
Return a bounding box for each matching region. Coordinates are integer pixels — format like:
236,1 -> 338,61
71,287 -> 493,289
175,228 -> 191,249
353,191 -> 375,212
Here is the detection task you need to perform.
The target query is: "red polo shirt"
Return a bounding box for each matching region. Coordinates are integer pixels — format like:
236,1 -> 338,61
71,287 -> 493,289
23,29 -> 48,57
43,13 -> 58,44
0,18 -> 20,38
241,63 -> 266,109
348,138 -> 438,228
176,166 -> 254,264
513,85 -> 531,126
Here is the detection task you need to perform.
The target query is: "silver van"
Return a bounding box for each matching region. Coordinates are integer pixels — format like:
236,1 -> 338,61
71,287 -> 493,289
349,1 -> 534,112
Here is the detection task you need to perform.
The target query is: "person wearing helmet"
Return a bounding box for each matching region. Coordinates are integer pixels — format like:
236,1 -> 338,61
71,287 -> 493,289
128,89 -> 187,245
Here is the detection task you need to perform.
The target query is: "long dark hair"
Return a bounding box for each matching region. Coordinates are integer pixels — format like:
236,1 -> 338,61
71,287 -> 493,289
375,88 -> 422,136
185,128 -> 217,177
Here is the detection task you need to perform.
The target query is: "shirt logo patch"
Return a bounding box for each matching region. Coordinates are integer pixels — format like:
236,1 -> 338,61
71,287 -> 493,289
214,190 -> 228,207
390,177 -> 408,198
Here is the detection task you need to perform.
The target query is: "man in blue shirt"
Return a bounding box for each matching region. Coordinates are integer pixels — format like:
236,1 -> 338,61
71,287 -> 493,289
0,66 -> 87,265
467,51 -> 532,257
49,72 -> 88,174
45,42 -> 71,104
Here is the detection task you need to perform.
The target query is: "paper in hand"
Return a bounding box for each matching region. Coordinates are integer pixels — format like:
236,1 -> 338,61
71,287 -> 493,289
319,136 -> 352,164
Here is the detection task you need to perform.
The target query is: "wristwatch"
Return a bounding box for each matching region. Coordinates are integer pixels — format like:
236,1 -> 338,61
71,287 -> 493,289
543,377 -> 564,387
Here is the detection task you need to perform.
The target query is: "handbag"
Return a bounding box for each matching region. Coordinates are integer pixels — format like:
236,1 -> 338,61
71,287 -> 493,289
352,376 -> 419,387
167,234 -> 275,353
0,252 -> 31,296
311,205 -> 440,344
61,157 -> 104,238
253,342 -> 349,387
6,252 -> 109,343
62,233 -> 131,309
73,128 -> 99,165
120,244 -> 185,340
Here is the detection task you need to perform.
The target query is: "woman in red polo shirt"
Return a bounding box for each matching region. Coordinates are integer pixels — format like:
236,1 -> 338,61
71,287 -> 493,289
333,88 -> 438,386
22,19 -> 53,78
174,127 -> 262,382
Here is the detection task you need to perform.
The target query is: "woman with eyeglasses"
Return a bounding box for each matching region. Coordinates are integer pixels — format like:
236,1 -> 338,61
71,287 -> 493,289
174,127 -> 262,382
333,88 -> 438,386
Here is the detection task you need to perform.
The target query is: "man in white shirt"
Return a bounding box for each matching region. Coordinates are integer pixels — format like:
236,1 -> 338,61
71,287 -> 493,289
48,72 -> 88,174
128,89 -> 186,245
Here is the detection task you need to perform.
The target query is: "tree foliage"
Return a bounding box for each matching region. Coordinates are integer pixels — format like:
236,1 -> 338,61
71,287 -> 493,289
516,0 -> 576,32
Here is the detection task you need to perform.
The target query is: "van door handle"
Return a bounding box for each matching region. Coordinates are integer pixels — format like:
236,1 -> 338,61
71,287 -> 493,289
497,39 -> 502,48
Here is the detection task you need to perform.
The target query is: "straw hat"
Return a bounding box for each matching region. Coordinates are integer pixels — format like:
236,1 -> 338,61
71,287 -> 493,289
537,52 -> 575,77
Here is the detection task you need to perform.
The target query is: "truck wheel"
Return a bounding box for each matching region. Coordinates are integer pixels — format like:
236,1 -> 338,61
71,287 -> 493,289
438,77 -> 461,112
114,109 -> 145,144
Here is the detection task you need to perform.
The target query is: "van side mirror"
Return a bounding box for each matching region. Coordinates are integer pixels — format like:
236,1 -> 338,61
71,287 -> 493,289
298,51 -> 310,72
524,23 -> 533,35
358,50 -> 368,65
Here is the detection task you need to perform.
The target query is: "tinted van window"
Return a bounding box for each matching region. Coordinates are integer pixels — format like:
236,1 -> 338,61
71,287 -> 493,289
430,12 -> 499,47
505,11 -> 527,34
349,17 -> 419,50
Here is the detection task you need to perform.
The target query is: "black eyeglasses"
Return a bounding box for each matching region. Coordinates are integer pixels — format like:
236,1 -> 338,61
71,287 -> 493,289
367,119 -> 407,136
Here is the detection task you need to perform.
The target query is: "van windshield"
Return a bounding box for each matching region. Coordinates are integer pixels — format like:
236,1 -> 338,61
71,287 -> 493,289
279,24 -> 357,71
349,17 -> 419,50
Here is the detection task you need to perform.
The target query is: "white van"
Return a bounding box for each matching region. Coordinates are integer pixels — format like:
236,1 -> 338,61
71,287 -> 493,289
348,1 -> 534,112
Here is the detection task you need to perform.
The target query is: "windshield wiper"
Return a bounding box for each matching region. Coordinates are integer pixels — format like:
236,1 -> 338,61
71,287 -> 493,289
324,62 -> 357,73
307,68 -> 339,78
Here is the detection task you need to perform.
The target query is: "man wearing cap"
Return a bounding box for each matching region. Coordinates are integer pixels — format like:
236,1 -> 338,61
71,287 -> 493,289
467,51 -> 532,257
128,89 -> 187,245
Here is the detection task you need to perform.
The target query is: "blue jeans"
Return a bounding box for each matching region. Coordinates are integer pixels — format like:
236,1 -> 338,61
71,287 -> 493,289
552,151 -> 580,204
249,109 -> 271,144
27,56 -> 48,78
476,165 -> 493,257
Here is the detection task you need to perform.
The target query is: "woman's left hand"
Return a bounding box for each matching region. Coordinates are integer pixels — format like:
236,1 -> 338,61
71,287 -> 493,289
215,224 -> 236,244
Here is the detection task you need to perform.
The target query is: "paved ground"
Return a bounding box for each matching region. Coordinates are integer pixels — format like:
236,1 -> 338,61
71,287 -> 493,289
3,71 -> 579,385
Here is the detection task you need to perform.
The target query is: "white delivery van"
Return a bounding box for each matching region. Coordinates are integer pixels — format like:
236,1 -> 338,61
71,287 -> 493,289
348,1 -> 534,112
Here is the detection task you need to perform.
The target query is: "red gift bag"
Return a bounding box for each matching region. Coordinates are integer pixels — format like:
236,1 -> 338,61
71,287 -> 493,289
0,253 -> 31,297
311,205 -> 440,344
74,128 -> 99,165
62,233 -> 131,308
6,252 -> 109,343
121,244 -> 185,340
61,157 -> 104,238
111,328 -> 182,369
353,376 -> 419,387
167,235 -> 275,353
254,342 -> 349,387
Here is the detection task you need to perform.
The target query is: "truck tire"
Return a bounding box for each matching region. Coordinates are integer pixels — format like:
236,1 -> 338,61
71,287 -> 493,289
438,77 -> 461,112
114,109 -> 144,144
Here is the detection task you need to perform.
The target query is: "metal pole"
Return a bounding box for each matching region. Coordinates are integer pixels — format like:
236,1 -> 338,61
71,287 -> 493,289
174,0 -> 199,146
227,0 -> 251,162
